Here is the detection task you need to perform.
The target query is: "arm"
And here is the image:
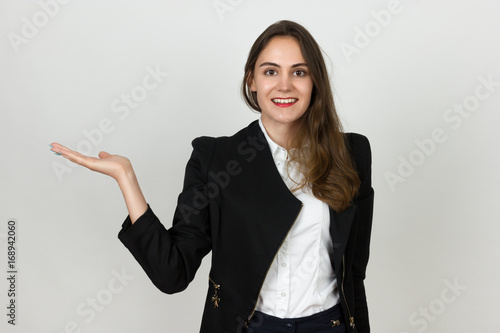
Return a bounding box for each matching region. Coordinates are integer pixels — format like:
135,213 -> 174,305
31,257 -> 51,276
117,137 -> 215,293
50,138 -> 215,293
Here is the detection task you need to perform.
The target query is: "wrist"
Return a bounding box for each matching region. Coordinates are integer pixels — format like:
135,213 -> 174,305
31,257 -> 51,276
115,159 -> 135,184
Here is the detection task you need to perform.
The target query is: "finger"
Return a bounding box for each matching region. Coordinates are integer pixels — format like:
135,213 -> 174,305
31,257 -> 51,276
49,142 -> 65,155
98,151 -> 111,159
49,142 -> 76,157
49,142 -> 67,156
49,143 -> 74,157
50,143 -> 95,168
50,142 -> 68,150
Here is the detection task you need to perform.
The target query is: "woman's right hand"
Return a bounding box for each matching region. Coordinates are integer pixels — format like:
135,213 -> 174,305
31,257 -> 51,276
49,142 -> 132,182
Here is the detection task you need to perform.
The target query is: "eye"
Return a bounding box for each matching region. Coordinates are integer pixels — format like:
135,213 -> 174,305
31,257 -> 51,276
293,69 -> 307,77
264,69 -> 278,76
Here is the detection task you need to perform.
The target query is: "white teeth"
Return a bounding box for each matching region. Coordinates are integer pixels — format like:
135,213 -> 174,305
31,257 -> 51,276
272,98 -> 297,104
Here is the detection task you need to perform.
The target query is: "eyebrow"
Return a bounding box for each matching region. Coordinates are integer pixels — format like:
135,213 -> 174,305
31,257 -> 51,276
258,62 -> 308,68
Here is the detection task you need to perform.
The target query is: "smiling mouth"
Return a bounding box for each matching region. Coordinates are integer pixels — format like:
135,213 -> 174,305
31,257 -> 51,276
272,98 -> 298,107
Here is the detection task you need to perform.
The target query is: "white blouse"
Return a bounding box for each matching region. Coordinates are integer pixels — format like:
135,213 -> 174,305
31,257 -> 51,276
254,118 -> 339,318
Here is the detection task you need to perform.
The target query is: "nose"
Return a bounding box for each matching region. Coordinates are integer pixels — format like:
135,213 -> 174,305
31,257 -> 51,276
278,74 -> 292,92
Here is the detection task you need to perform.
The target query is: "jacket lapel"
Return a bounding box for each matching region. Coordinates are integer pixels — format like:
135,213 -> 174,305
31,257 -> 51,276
244,120 -> 357,273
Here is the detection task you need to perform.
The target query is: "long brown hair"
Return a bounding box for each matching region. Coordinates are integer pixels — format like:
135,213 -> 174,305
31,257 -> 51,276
241,20 -> 360,212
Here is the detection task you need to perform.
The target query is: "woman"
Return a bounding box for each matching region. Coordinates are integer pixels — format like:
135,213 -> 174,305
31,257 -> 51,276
50,20 -> 374,333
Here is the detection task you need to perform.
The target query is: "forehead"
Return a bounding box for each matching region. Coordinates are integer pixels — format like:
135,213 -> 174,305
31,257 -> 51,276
256,36 -> 306,64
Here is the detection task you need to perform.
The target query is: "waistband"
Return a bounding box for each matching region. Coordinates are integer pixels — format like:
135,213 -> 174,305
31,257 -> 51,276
249,303 -> 344,331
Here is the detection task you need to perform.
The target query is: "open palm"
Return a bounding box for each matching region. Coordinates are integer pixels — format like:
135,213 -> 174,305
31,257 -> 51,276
50,142 -> 132,181
49,142 -> 147,223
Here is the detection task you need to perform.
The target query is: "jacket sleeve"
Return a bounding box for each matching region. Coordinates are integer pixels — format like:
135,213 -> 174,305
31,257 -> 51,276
350,133 -> 375,333
117,137 -> 215,294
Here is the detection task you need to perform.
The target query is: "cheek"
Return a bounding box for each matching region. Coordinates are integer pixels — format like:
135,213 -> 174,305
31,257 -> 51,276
255,81 -> 274,99
300,85 -> 313,102
258,80 -> 274,92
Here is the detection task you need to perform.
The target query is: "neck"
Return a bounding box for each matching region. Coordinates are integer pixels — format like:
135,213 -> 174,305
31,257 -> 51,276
261,117 -> 298,150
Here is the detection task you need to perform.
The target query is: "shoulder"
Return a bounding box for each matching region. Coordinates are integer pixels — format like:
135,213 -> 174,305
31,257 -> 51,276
344,132 -> 372,170
345,133 -> 371,158
191,120 -> 261,152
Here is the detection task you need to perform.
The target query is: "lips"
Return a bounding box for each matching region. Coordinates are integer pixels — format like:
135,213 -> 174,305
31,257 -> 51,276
272,98 -> 298,107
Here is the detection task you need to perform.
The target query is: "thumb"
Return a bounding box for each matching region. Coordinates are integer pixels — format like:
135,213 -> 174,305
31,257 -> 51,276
98,151 -> 112,159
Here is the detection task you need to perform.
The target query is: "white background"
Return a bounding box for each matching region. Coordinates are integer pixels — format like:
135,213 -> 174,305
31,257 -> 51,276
1,0 -> 499,332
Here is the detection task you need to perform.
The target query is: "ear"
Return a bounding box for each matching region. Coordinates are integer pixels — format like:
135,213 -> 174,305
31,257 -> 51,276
248,74 -> 256,92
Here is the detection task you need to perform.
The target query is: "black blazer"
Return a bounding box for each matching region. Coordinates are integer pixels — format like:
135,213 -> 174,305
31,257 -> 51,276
118,120 -> 374,333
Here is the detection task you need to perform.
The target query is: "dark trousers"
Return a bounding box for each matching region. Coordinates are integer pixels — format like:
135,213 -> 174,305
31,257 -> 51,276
247,303 -> 346,333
